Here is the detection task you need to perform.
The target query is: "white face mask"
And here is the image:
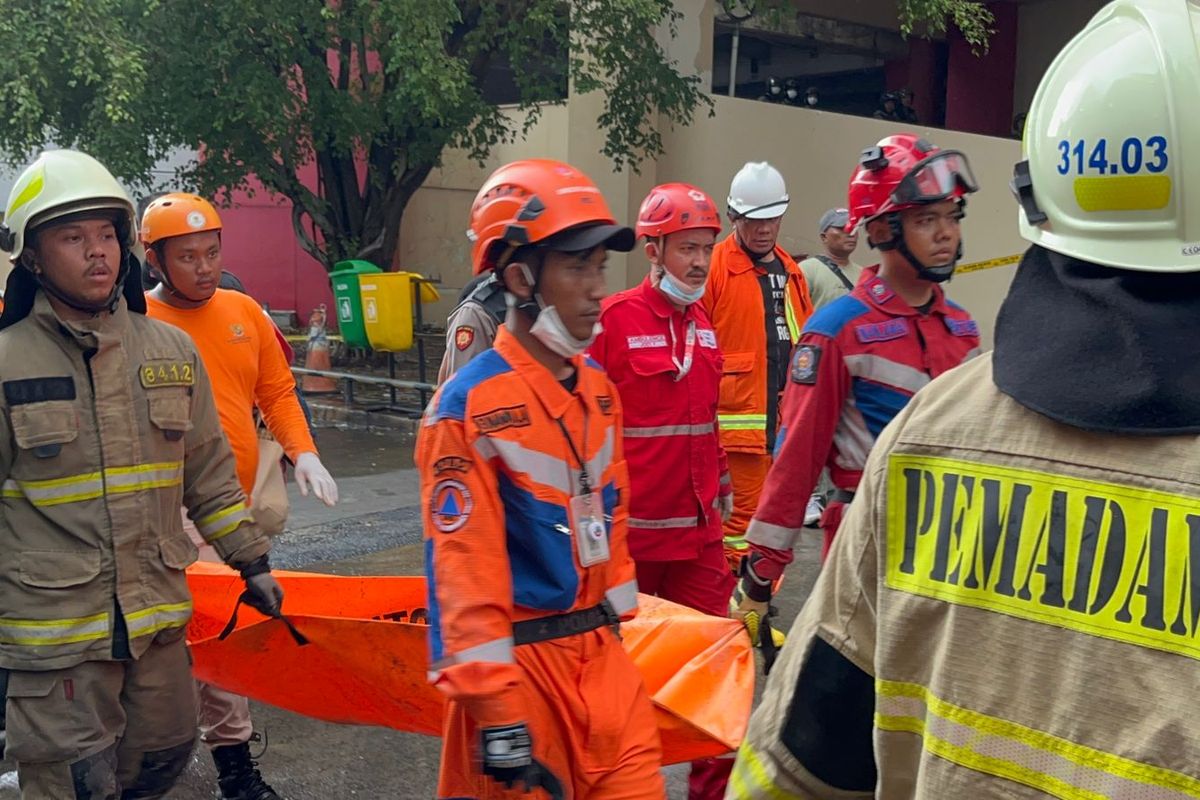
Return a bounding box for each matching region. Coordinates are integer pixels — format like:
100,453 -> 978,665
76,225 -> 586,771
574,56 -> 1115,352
657,268 -> 705,306
806,95 -> 818,106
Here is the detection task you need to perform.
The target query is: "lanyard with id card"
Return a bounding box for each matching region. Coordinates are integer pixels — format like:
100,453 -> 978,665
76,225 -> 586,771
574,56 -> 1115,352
555,416 -> 610,567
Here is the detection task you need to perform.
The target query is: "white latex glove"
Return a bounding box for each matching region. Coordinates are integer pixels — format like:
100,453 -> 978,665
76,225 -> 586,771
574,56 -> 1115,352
294,452 -> 339,506
718,493 -> 734,523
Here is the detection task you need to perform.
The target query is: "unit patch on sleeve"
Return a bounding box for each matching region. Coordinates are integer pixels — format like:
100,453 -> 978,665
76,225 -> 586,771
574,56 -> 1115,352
697,329 -> 718,349
434,456 -> 472,476
454,326 -> 476,351
431,479 -> 473,533
790,345 -> 822,384
3,377 -> 76,406
139,361 -> 195,388
596,395 -> 614,415
472,405 -> 532,433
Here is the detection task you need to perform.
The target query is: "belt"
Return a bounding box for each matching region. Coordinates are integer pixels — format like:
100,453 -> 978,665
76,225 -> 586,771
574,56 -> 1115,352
831,488 -> 856,504
512,601 -> 621,646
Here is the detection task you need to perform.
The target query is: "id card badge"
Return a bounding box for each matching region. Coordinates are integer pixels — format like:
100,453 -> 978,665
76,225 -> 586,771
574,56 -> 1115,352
569,491 -> 610,567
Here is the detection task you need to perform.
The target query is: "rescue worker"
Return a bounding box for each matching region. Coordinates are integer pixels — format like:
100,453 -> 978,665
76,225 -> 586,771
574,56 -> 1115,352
0,149 -> 283,799
732,134 -> 981,638
141,193 -> 339,800
588,183 -> 732,800
703,162 -> 812,572
729,1 -> 1200,795
437,270 -> 507,383
417,159 -> 665,799
797,208 -> 865,529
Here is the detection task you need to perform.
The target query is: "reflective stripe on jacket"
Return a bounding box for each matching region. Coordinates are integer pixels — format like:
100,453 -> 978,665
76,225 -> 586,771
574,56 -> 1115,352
0,293 -> 268,671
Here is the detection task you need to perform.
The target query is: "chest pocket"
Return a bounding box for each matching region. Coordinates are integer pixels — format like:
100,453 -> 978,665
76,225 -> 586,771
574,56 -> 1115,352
147,390 -> 193,443
628,349 -> 677,381
11,401 -> 79,460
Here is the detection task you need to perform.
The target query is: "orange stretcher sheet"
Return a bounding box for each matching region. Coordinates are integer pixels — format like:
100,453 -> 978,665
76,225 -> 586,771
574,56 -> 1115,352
186,563 -> 754,764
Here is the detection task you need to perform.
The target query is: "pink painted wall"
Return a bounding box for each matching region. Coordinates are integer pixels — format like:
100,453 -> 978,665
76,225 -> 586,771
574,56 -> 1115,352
218,174 -> 336,328
944,2 -> 1019,137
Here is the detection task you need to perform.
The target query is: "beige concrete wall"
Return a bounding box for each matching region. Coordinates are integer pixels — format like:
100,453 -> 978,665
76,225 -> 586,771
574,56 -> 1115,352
1012,0 -> 1105,117
654,95 -> 1024,348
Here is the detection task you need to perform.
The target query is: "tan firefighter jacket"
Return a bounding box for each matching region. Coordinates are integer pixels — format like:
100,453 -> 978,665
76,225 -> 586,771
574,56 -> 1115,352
730,353 -> 1200,799
0,293 -> 269,671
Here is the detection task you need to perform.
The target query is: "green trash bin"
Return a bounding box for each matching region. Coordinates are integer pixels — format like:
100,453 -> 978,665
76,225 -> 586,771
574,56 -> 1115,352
329,260 -> 382,348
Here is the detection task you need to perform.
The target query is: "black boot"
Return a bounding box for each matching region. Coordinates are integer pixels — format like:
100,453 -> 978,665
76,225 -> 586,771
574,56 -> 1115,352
211,742 -> 282,800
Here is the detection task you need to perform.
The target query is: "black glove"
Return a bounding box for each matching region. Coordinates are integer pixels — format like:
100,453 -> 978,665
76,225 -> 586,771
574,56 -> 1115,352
239,557 -> 284,617
481,723 -> 564,800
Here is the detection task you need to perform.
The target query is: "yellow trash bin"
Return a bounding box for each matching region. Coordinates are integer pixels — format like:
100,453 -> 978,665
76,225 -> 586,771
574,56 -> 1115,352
360,273 -> 415,352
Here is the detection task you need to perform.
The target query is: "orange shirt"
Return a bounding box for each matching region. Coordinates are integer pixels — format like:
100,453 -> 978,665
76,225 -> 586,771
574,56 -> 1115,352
147,289 -> 315,496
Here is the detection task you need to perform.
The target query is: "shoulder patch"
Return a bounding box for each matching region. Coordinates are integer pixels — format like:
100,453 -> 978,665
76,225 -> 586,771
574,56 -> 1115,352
855,319 -> 909,343
431,479 -> 473,533
790,345 -> 822,384
472,404 -> 531,434
945,317 -> 980,337
433,456 -> 471,476
454,326 -> 476,351
697,329 -> 718,349
3,377 -> 75,406
596,395 -> 614,415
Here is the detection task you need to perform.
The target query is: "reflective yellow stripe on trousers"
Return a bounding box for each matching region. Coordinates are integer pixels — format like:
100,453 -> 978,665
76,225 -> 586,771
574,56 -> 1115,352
876,680 -> 1200,799
718,414 -> 767,431
1,461 -> 183,507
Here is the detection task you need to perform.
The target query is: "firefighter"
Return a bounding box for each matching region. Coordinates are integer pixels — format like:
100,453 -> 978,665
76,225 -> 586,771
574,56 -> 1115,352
731,134 -> 981,639
0,149 -> 283,799
726,2 -> 1200,795
417,159 -> 665,799
703,162 -> 813,572
141,192 -> 338,800
588,182 -> 732,800
437,271 -> 507,383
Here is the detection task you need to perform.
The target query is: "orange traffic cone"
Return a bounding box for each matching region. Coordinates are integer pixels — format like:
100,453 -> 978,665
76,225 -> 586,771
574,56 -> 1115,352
301,304 -> 338,394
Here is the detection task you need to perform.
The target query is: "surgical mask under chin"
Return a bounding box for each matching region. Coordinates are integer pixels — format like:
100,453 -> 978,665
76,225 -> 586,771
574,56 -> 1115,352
658,268 -> 705,305
529,302 -> 599,357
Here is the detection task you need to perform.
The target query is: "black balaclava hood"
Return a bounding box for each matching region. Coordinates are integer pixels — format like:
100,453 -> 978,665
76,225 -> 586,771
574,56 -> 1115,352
993,244 -> 1200,435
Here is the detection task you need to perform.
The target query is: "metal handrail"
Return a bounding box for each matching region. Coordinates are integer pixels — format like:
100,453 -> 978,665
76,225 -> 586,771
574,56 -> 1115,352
291,366 -> 435,414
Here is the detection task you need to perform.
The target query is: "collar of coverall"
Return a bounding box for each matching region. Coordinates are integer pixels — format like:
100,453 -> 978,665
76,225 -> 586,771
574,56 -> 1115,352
859,267 -> 950,317
993,244 -> 1200,435
493,326 -> 607,420
30,289 -> 131,345
640,275 -> 703,320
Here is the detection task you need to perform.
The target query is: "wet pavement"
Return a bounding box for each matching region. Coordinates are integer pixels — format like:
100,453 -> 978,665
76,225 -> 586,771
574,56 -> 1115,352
0,427 -> 822,799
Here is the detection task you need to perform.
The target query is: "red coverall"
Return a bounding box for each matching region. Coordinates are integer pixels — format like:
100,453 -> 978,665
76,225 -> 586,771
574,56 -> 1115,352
418,327 -> 665,800
745,267 -> 981,575
590,277 -> 735,800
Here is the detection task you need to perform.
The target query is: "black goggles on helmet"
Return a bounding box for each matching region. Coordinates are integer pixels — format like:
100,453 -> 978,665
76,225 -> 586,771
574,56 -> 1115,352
893,150 -> 978,207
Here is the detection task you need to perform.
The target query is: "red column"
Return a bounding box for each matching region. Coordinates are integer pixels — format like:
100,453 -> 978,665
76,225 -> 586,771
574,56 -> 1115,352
944,1 -> 1019,136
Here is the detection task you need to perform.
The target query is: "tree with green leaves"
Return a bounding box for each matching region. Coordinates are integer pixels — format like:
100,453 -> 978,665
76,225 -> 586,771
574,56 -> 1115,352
0,0 -> 708,271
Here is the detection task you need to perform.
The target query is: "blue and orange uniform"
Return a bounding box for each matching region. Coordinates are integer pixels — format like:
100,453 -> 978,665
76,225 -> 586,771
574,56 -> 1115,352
745,267 -> 980,573
417,326 -> 665,799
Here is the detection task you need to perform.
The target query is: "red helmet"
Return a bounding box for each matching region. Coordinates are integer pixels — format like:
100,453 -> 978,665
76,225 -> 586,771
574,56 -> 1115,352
846,134 -> 978,234
635,183 -> 721,239
468,159 -> 633,275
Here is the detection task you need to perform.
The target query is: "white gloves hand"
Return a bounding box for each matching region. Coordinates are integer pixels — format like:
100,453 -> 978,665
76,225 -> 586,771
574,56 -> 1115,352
719,493 -> 734,523
294,452 -> 338,506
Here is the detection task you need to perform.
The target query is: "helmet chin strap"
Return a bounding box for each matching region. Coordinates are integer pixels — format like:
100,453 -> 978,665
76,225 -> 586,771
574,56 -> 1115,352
150,252 -> 210,304
877,213 -> 961,284
30,251 -> 133,315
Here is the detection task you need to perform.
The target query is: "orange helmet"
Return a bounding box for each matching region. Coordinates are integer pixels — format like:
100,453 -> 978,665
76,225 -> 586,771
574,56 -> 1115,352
468,159 -> 634,275
140,193 -> 222,247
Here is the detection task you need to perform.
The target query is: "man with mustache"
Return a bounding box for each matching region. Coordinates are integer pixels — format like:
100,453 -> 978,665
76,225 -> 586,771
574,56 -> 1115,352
702,162 -> 813,576
0,150 -> 281,799
731,134 -> 981,631
589,183 -> 731,799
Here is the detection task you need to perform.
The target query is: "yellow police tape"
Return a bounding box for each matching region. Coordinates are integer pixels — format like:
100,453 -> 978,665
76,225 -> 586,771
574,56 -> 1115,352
886,453 -> 1200,662
956,254 -> 1021,275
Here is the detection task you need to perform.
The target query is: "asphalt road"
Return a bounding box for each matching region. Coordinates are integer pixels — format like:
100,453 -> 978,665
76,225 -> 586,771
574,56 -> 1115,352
0,428 -> 823,799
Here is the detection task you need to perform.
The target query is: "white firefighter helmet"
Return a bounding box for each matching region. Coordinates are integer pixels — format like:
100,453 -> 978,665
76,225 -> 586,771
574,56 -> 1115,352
1,150 -> 137,261
1015,0 -> 1200,272
727,161 -> 789,220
